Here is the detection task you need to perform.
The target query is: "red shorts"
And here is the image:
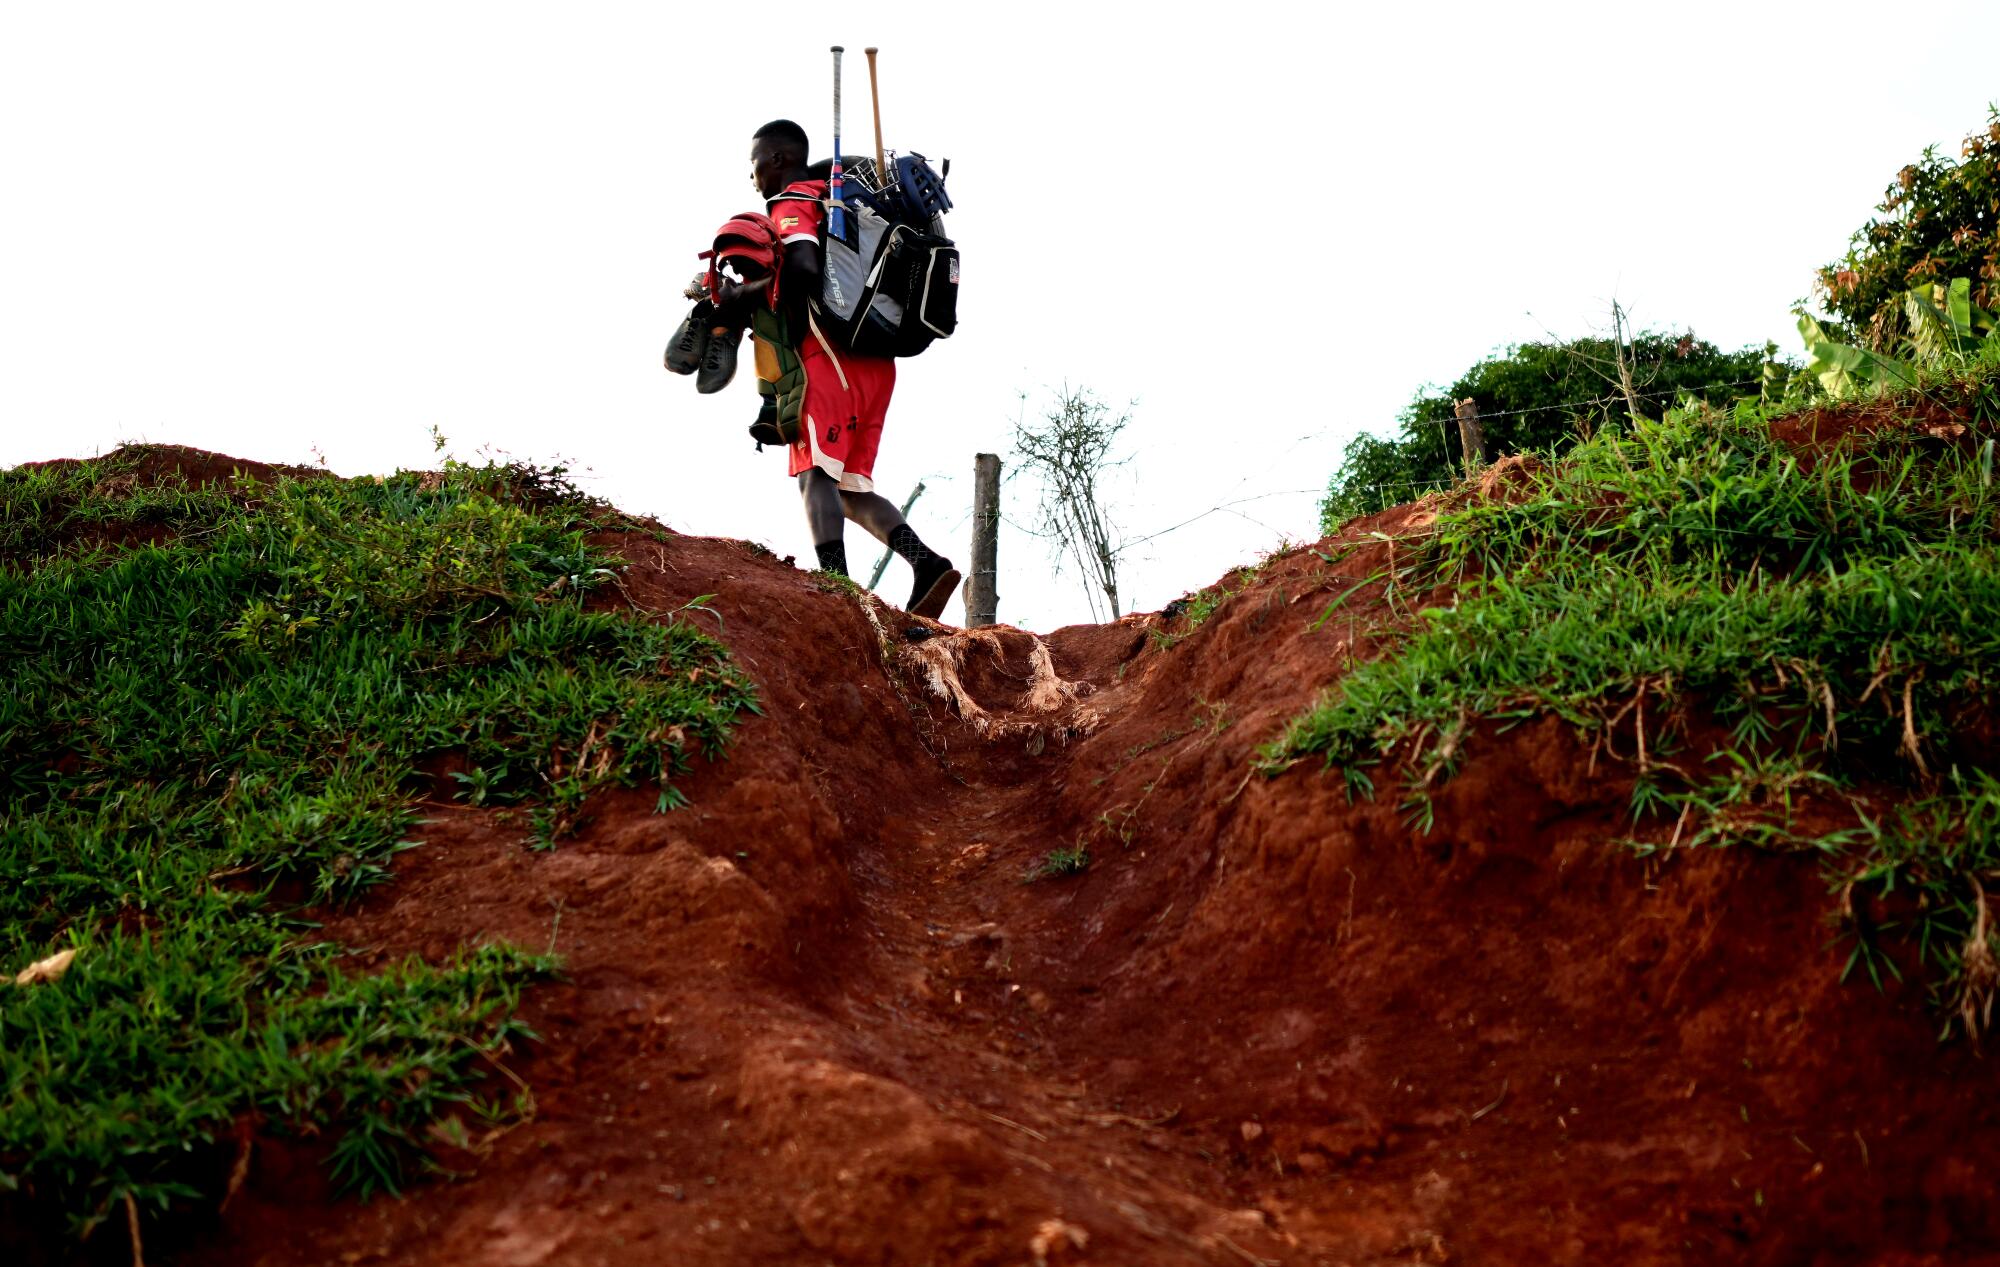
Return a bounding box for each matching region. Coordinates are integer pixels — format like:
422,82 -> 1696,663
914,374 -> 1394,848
788,331 -> 896,492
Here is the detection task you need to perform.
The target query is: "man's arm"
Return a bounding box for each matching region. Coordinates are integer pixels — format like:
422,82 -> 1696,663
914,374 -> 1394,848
712,237 -> 820,325
712,240 -> 821,328
777,240 -> 821,331
779,240 -> 821,301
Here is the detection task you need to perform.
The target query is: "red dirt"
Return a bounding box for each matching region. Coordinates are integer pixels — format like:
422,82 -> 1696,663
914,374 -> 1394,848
1768,397 -> 1978,466
27,451 -> 2000,1265
12,443 -> 326,559
20,443 -> 324,494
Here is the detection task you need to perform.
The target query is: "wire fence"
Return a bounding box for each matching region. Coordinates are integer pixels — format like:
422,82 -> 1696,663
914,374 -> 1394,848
938,372 -> 1773,610
1114,376 -> 1770,550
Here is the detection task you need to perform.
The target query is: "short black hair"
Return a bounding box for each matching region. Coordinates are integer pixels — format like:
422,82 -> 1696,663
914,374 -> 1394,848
752,118 -> 810,160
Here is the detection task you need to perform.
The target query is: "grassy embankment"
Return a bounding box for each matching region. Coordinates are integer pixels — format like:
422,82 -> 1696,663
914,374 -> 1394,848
1267,360 -> 2000,1037
0,453 -> 755,1236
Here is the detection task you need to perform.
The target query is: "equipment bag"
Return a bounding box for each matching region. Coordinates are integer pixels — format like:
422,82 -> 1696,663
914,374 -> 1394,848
696,212 -> 806,445
815,153 -> 958,359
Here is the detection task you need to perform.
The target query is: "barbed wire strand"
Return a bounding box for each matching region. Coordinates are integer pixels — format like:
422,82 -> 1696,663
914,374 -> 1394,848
1122,376 -> 1768,548
964,374 -> 1771,552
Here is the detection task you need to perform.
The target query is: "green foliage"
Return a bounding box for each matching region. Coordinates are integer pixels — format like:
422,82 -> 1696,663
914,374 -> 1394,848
0,459 -> 239,564
1794,280 -> 1999,400
1817,106 -> 2000,352
1152,560 -> 1266,649
1320,331 -> 1772,529
0,451 -> 756,1231
1269,364 -> 2000,1034
1028,844 -> 1092,881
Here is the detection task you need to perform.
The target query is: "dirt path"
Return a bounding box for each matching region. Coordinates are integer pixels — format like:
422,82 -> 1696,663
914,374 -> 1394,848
186,536 -> 1297,1267
815,775 -> 1292,1267
183,524 -> 2000,1267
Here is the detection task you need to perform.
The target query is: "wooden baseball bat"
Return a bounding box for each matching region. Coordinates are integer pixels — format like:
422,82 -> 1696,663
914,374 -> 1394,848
865,47 -> 886,177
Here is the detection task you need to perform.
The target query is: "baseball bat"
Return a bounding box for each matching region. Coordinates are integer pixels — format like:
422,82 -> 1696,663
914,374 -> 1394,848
829,45 -> 846,240
865,47 -> 886,177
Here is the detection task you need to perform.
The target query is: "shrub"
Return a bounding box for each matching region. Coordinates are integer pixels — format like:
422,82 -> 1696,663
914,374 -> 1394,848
1817,105 -> 2000,352
1319,332 -> 1771,530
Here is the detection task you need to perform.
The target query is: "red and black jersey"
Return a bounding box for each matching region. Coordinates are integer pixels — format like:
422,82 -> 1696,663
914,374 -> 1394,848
768,179 -> 828,248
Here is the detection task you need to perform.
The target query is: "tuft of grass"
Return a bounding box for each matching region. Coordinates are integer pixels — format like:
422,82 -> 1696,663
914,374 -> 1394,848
1153,562 -> 1264,649
0,453 -> 242,564
0,452 -> 757,1233
810,566 -> 861,589
1265,360 -> 2000,1035
1028,844 -> 1092,881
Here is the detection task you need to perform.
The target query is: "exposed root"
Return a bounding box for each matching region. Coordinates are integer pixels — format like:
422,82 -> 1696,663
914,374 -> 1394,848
906,632 -> 999,729
126,1192 -> 144,1267
1858,639 -> 1893,705
904,627 -> 1098,742
850,592 -> 952,761
1029,1218 -> 1089,1266
1960,878 -> 1997,1046
1418,715 -> 1468,788
1022,638 -> 1093,713
1899,675 -> 1929,778
220,1128 -> 253,1213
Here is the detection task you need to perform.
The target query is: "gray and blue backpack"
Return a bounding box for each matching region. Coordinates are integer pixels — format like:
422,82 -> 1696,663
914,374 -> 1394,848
808,153 -> 959,358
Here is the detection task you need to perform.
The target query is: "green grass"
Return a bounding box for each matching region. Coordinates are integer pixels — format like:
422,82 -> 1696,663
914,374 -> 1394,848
1028,844 -> 1092,881
1265,358 -> 2000,1036
0,455 -> 241,564
1152,556 -> 1278,649
0,450 -> 757,1235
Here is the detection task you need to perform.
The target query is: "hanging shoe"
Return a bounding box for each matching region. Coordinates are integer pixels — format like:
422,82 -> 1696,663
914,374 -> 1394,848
907,554 -> 961,621
696,324 -> 742,394
664,301 -> 713,375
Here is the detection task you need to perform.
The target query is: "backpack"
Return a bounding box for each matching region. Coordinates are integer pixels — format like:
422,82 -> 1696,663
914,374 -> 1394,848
810,153 -> 959,358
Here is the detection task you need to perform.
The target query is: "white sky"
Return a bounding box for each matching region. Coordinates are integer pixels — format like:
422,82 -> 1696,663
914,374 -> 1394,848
4,1 -> 1996,630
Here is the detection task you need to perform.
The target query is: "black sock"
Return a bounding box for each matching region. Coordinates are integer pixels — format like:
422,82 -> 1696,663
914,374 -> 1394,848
814,540 -> 848,576
887,523 -> 938,569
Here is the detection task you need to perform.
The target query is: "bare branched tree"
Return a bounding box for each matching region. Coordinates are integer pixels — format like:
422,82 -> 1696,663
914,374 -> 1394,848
1012,384 -> 1131,621
1608,299 -> 1645,419
1560,299 -> 1655,424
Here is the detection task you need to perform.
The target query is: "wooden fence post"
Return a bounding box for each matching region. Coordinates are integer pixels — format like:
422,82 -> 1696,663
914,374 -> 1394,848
967,453 -> 1001,627
1455,398 -> 1489,474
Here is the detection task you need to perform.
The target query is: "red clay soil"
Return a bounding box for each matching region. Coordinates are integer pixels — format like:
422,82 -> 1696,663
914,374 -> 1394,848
21,443 -> 324,488
1767,396 -> 1979,466
15,444 -> 327,556
42,453 -> 2000,1265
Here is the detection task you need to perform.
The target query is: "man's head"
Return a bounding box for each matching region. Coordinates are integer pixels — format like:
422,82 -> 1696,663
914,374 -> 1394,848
750,119 -> 810,199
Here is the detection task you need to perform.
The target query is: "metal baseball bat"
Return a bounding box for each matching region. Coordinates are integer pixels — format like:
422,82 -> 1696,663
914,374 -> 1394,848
829,46 -> 846,239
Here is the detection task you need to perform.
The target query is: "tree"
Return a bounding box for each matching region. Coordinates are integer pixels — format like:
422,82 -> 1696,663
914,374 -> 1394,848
1013,385 -> 1130,621
1318,329 -> 1771,531
1818,105 -> 2000,353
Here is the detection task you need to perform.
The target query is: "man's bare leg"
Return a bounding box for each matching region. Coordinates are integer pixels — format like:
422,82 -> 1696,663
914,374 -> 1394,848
799,469 -> 848,574
837,487 -> 907,544
798,468 -> 959,618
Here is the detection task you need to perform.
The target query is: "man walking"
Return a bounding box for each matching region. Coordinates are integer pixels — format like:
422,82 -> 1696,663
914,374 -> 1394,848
705,118 -> 960,621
